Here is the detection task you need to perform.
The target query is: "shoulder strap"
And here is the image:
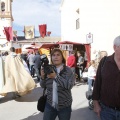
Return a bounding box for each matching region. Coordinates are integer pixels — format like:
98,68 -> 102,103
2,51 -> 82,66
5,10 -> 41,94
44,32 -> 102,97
43,88 -> 46,96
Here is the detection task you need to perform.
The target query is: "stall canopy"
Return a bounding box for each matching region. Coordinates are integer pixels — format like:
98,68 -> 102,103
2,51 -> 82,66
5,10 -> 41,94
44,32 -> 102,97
57,41 -> 91,62
56,41 -> 82,45
39,41 -> 91,62
40,43 -> 58,49
25,44 -> 42,49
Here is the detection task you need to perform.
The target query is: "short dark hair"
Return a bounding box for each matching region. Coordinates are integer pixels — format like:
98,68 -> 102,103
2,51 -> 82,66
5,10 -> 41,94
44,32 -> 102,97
10,47 -> 15,52
36,51 -> 40,54
71,50 -> 75,54
4,51 -> 8,56
50,48 -> 66,64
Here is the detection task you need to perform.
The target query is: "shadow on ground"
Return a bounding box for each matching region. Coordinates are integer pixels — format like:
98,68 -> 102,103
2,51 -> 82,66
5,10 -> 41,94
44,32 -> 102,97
20,107 -> 100,120
0,79 -> 44,103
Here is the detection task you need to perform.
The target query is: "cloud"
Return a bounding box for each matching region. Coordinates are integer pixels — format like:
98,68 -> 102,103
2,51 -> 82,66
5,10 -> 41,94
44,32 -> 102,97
12,0 -> 61,36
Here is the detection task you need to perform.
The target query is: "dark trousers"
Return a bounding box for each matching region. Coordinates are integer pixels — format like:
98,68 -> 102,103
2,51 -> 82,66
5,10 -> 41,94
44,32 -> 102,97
100,103 -> 120,120
34,68 -> 40,81
30,65 -> 35,77
43,102 -> 71,120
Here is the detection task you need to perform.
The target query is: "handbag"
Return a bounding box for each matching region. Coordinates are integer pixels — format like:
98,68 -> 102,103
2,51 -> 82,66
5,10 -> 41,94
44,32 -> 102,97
37,88 -> 47,112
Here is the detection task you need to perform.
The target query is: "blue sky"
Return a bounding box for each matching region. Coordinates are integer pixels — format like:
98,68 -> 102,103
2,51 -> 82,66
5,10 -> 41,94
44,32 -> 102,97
12,0 -> 61,37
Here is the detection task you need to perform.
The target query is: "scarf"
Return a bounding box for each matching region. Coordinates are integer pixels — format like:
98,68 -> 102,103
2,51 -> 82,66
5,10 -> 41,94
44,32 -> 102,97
52,64 -> 63,110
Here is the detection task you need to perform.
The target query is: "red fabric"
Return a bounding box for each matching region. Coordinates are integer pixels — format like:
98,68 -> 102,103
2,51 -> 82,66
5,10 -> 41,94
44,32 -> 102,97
57,41 -> 81,45
85,44 -> 91,63
38,24 -> 47,38
40,43 -> 58,49
67,55 -> 76,67
4,27 -> 13,41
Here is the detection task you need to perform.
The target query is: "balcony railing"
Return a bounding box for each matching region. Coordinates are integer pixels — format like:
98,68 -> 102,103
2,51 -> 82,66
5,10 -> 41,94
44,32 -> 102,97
0,11 -> 12,18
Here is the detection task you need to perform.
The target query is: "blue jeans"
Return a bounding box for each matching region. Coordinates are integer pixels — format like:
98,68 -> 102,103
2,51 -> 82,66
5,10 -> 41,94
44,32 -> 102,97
79,68 -> 83,78
100,103 -> 120,120
43,102 -> 72,120
34,68 -> 40,80
88,78 -> 94,91
29,65 -> 35,76
70,67 -> 76,83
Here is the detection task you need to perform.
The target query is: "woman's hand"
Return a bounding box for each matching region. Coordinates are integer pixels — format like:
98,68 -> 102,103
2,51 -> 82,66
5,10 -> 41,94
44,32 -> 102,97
93,100 -> 101,118
47,71 -> 57,79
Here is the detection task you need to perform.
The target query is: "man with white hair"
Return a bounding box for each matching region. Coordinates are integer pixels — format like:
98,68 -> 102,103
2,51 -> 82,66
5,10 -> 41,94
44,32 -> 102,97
93,35 -> 120,120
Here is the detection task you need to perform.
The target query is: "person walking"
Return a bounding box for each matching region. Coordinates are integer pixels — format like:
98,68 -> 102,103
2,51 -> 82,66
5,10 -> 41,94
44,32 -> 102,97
27,51 -> 35,77
33,51 -> 41,81
93,35 -> 120,120
67,50 -> 76,74
40,48 -> 75,120
77,51 -> 85,80
0,47 -> 36,98
87,60 -> 96,91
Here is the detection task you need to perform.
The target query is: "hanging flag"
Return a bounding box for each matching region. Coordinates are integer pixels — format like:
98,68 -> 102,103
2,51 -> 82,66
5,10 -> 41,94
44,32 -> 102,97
13,30 -> 18,42
47,31 -> 51,36
24,26 -> 35,39
4,27 -> 13,41
13,30 -> 17,38
38,24 -> 47,38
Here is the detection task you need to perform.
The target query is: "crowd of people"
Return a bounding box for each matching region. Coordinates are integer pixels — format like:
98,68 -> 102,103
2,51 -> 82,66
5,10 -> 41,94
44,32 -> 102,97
66,50 -> 86,83
0,35 -> 120,120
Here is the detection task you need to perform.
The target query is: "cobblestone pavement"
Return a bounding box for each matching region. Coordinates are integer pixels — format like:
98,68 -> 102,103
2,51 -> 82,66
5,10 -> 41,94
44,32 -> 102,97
0,80 -> 100,120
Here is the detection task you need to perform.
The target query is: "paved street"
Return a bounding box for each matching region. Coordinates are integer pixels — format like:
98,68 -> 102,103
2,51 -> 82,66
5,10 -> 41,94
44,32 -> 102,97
0,79 -> 100,120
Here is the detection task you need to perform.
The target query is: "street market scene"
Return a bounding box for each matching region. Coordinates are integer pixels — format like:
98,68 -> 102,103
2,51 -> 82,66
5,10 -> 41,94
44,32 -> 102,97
0,0 -> 120,120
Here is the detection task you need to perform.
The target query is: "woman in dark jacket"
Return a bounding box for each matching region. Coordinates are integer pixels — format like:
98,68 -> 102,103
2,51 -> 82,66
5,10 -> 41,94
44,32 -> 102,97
40,48 -> 75,120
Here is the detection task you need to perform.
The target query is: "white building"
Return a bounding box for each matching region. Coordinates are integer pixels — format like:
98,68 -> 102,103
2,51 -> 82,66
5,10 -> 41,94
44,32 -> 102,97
60,0 -> 120,59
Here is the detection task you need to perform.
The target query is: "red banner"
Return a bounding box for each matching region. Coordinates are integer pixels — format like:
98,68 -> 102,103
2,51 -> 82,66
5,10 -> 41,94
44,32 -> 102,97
4,27 -> 13,41
38,24 -> 47,38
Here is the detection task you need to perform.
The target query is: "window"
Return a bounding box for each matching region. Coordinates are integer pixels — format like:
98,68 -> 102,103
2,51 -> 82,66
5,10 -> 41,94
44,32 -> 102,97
76,18 -> 80,29
1,2 -> 5,11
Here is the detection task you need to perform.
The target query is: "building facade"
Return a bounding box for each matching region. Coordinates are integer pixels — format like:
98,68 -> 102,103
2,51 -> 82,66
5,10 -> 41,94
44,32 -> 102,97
60,0 -> 120,59
0,0 -> 13,44
0,0 -> 61,53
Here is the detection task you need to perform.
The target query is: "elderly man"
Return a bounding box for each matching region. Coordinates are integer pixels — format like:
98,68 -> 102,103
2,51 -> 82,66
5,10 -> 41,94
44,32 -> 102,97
93,35 -> 120,120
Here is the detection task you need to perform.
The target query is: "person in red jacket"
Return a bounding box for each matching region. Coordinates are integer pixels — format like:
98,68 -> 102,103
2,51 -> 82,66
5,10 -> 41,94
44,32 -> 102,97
67,51 -> 76,75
